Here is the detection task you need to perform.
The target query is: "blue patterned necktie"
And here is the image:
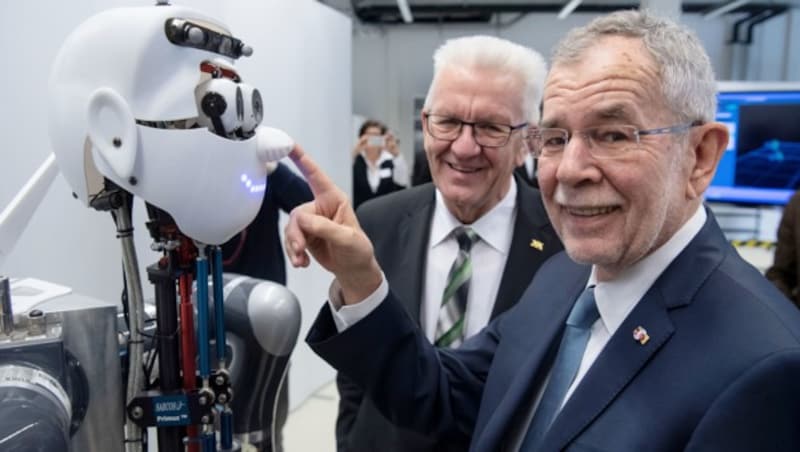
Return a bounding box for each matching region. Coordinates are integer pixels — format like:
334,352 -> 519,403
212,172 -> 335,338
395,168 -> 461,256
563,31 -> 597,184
520,285 -> 599,451
435,226 -> 478,348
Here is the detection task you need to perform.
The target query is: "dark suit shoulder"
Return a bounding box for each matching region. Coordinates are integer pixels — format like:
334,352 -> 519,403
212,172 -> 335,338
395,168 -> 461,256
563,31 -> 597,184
357,183 -> 435,230
711,248 -> 800,344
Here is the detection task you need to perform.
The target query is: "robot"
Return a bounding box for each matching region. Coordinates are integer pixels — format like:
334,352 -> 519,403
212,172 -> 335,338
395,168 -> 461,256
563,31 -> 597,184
0,2 -> 302,451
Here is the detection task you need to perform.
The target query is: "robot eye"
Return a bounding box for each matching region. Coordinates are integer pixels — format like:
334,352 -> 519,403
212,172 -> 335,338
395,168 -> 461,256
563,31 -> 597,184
252,90 -> 263,125
238,84 -> 263,137
236,86 -> 244,122
195,78 -> 243,137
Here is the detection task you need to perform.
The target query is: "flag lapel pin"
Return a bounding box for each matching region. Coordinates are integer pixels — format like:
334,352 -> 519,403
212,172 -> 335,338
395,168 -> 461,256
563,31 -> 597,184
633,326 -> 650,345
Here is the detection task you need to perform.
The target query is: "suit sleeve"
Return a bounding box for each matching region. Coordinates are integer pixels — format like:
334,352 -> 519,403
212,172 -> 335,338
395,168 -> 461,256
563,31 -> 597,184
268,162 -> 314,213
765,193 -> 800,305
308,291 -> 499,443
335,372 -> 363,451
685,350 -> 800,451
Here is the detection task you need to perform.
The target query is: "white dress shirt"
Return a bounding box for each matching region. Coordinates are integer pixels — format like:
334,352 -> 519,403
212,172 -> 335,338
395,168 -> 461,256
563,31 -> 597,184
329,180 -> 519,338
421,181 -> 517,340
362,149 -> 409,192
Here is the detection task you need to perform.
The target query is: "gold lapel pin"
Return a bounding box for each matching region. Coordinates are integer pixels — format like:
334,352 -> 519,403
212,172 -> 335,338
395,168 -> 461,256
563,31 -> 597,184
633,326 -> 650,345
529,239 -> 544,251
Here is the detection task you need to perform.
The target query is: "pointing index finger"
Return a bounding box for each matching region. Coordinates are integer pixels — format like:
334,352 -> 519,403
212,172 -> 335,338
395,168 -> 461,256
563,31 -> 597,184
290,144 -> 334,198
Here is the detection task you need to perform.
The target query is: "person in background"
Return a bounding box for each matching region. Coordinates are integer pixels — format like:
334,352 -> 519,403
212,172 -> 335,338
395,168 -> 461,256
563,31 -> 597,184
286,9 -> 800,451
352,119 -> 409,208
337,35 -> 562,452
221,160 -> 313,452
766,189 -> 800,309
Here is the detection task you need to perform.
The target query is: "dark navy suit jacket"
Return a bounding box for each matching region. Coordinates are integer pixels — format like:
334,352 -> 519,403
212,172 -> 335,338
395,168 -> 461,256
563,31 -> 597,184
336,178 -> 562,452
309,210 -> 800,451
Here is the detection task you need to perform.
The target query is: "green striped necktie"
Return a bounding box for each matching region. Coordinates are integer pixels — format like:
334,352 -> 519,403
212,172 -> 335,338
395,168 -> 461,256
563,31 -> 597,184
435,226 -> 478,348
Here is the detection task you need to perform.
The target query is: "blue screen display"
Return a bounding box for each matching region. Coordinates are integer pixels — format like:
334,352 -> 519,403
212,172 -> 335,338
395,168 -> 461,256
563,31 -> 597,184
706,89 -> 800,205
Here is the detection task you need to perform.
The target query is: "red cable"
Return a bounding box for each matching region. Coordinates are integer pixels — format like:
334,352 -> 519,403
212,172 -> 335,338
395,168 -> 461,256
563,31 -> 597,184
222,228 -> 248,266
179,273 -> 199,452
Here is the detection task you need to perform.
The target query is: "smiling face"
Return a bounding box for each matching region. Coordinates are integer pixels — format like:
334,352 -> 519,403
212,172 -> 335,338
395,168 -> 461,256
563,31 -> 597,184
538,36 -> 701,281
423,66 -> 527,223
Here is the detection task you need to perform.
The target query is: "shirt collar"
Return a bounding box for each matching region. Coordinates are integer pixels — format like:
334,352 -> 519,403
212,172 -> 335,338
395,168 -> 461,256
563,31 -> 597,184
589,205 -> 707,334
430,178 -> 518,253
360,149 -> 394,167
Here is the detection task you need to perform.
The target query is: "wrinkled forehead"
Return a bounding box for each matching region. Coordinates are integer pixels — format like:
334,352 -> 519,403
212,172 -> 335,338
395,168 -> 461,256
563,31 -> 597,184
542,40 -> 666,126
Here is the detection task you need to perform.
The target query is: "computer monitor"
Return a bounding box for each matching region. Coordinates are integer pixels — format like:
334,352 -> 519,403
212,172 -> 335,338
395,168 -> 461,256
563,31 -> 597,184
705,82 -> 800,206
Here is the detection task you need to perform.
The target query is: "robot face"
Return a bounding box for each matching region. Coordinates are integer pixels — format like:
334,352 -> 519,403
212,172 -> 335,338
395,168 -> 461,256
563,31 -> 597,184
194,61 -> 264,139
48,5 -> 281,245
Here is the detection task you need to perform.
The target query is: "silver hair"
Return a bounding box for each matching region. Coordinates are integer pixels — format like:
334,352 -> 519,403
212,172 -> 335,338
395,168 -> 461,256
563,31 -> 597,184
423,35 -> 547,123
551,9 -> 717,123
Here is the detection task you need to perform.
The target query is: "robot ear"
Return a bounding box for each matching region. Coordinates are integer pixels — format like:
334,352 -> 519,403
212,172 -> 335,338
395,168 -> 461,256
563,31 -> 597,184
86,87 -> 137,180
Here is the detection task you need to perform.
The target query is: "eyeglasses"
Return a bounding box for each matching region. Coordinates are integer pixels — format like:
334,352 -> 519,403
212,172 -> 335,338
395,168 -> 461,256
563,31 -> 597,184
528,121 -> 704,159
423,113 -> 528,148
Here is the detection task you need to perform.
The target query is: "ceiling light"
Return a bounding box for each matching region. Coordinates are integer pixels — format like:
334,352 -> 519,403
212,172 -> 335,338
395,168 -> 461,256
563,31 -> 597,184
558,0 -> 583,20
397,0 -> 413,23
703,0 -> 751,20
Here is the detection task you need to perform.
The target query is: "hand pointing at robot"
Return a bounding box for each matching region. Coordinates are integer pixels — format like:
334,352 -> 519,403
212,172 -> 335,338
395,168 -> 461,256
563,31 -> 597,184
285,145 -> 383,305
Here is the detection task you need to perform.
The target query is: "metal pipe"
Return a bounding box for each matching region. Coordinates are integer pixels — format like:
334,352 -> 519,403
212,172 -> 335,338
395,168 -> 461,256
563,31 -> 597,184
115,205 -> 145,452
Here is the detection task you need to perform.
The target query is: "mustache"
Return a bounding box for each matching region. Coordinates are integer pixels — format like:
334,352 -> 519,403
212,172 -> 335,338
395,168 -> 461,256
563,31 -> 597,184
553,185 -> 621,207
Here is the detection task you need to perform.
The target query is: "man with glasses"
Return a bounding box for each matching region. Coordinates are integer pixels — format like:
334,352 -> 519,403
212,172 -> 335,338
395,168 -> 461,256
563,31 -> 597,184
335,35 -> 562,452
288,10 -> 800,451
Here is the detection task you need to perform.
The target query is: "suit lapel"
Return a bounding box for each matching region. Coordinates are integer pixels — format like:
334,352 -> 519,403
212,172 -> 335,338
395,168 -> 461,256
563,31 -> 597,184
539,290 -> 675,451
538,208 -> 729,450
392,189 -> 435,323
472,261 -> 590,452
492,180 -> 560,318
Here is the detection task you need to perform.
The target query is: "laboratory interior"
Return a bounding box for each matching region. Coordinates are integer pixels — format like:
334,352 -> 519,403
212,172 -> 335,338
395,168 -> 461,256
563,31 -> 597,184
0,0 -> 799,451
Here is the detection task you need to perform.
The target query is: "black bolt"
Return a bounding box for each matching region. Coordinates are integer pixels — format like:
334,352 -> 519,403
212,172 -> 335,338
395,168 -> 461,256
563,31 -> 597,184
129,176 -> 137,186
113,137 -> 122,148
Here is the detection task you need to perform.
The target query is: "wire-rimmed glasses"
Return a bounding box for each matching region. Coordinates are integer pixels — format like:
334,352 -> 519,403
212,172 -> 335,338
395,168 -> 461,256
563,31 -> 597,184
528,121 -> 704,158
423,113 -> 528,148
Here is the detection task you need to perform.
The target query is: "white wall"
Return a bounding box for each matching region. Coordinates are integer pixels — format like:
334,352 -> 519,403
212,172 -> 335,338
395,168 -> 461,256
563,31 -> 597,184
0,0 -> 351,410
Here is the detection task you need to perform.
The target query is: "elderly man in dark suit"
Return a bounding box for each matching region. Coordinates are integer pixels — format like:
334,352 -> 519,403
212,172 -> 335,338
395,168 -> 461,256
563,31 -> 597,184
286,10 -> 800,452
336,35 -> 562,452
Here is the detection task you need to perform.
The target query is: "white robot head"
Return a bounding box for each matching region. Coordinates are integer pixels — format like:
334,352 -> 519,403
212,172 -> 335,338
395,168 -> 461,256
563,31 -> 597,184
48,4 -> 293,245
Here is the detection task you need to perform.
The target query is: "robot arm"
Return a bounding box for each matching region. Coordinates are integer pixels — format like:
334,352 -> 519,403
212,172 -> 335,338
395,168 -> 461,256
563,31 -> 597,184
0,154 -> 58,269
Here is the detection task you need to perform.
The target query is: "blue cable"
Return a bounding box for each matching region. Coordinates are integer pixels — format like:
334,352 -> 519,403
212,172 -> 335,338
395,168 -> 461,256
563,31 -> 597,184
211,247 -> 226,364
196,254 -> 210,378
